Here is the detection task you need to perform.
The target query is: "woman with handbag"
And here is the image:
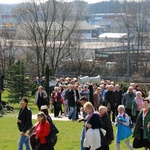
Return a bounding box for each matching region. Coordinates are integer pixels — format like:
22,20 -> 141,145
115,105 -> 133,150
40,105 -> 59,149
133,98 -> 150,150
35,112 -> 50,150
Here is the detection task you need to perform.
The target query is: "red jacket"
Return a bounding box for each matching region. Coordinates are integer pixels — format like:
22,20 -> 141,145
51,91 -> 61,104
36,121 -> 50,144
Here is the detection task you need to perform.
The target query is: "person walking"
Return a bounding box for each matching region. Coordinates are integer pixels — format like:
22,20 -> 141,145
35,112 -> 50,150
77,96 -> 88,150
133,98 -> 150,150
93,87 -> 102,111
115,105 -> 133,150
61,85 -> 69,116
65,84 -> 76,120
105,84 -> 116,122
99,106 -> 114,150
51,87 -> 62,118
83,102 -> 103,150
122,86 -> 136,127
132,91 -> 144,124
114,84 -> 123,116
35,86 -> 48,110
17,98 -> 32,150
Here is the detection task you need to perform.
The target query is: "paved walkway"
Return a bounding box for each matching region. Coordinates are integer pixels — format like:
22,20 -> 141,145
32,113 -> 70,121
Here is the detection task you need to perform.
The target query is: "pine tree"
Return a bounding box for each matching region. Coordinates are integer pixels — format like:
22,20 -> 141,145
7,61 -> 30,102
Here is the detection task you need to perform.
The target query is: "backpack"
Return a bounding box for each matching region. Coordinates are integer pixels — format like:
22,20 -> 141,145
123,113 -> 132,129
46,116 -> 59,147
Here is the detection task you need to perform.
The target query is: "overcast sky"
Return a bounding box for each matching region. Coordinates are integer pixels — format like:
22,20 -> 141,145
0,0 -> 106,4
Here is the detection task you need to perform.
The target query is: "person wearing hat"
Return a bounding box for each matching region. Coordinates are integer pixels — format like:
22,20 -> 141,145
17,98 -> 32,150
40,105 -> 53,125
133,98 -> 150,149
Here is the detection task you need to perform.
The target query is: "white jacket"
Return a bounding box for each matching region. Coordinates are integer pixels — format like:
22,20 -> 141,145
83,128 -> 106,150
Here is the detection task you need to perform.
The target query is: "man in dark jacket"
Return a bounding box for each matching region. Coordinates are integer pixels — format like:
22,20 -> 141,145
17,98 -> 32,150
65,84 -> 76,120
105,85 -> 116,122
115,84 -> 123,116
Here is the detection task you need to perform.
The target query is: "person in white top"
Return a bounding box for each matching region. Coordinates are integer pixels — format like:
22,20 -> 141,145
115,105 -> 133,150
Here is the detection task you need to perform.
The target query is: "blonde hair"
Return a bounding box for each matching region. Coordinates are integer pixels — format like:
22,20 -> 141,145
99,106 -> 107,112
84,102 -> 94,111
38,86 -> 43,90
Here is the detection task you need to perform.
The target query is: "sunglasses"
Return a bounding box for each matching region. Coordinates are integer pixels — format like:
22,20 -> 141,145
19,101 -> 25,104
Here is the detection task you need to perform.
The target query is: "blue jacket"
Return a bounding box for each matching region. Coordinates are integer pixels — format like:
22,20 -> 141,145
116,116 -> 132,143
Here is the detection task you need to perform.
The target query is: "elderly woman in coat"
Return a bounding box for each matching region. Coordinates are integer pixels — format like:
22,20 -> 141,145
35,86 -> 48,110
99,106 -> 114,150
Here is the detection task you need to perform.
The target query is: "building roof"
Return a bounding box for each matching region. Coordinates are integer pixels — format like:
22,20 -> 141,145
99,33 -> 127,39
18,20 -> 96,32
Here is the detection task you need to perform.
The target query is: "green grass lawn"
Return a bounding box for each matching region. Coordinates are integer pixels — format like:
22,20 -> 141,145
0,113 -> 144,150
0,91 -> 143,150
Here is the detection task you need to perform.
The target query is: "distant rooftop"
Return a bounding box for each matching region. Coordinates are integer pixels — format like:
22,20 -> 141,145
99,33 -> 127,39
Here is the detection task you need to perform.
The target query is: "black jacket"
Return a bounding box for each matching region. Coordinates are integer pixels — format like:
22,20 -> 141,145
65,89 -> 75,107
100,113 -> 114,145
115,90 -> 123,106
86,113 -> 103,130
17,106 -> 32,133
105,90 -> 116,108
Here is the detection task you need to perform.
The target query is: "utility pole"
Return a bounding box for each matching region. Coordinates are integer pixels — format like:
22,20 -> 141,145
127,27 -> 130,82
0,74 -> 4,103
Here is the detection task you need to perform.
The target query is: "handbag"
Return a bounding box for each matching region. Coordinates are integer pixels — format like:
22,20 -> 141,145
148,130 -> 150,142
46,133 -> 58,147
46,116 -> 59,146
133,138 -> 143,148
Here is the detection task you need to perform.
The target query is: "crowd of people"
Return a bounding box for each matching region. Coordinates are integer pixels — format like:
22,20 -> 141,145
17,76 -> 150,150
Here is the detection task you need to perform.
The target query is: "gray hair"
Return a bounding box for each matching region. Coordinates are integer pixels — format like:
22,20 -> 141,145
118,105 -> 125,111
99,106 -> 107,112
136,91 -> 142,96
54,86 -> 59,90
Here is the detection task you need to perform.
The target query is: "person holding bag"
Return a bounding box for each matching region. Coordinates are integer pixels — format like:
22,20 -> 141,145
83,102 -> 103,150
115,105 -> 133,150
35,112 -> 50,150
40,105 -> 59,149
133,98 -> 150,150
